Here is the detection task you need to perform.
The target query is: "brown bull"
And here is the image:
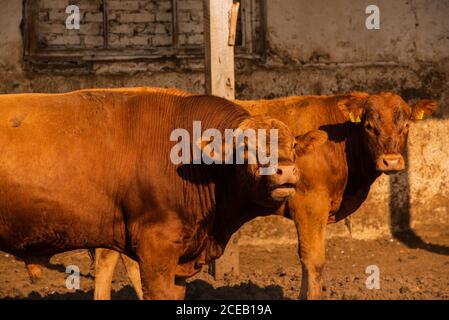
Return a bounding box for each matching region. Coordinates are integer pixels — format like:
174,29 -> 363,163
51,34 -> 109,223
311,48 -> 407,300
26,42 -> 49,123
92,91 -> 436,300
0,88 -> 327,299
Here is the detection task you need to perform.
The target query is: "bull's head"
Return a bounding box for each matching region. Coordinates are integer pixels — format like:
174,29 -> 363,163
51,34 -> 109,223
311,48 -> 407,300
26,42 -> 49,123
338,92 -> 437,174
228,116 -> 327,207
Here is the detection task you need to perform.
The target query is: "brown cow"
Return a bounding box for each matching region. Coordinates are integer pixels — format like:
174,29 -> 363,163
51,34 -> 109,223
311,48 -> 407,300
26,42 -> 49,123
242,92 -> 436,299
0,88 -> 327,299
91,91 -> 436,300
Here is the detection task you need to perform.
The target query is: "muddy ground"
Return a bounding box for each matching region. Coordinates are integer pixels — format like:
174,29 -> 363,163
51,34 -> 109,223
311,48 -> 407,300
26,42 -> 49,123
1,225 -> 448,300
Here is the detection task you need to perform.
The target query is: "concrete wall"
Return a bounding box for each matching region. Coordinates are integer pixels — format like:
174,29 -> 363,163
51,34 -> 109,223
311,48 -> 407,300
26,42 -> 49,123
0,0 -> 448,242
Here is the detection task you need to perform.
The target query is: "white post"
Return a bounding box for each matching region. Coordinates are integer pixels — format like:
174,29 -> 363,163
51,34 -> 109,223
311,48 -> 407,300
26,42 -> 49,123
203,0 -> 237,100
203,0 -> 240,279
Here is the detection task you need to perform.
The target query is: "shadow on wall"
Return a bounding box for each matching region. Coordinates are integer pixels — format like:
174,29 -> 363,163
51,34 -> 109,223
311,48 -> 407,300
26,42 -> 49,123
389,145 -> 449,255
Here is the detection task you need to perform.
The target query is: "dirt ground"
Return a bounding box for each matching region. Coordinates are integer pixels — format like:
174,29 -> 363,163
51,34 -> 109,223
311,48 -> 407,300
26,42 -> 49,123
1,225 -> 448,300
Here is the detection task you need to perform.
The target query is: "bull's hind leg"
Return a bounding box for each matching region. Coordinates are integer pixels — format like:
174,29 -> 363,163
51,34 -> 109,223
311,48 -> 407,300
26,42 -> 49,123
290,191 -> 330,300
136,225 -> 183,300
94,248 -> 120,300
120,253 -> 144,300
25,263 -> 43,283
23,256 -> 50,283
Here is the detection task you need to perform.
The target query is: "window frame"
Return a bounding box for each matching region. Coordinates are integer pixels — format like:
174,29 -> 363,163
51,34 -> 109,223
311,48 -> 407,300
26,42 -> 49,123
23,0 -> 266,69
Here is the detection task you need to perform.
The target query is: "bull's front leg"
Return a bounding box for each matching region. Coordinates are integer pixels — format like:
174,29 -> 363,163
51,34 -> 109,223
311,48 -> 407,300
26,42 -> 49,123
289,191 -> 330,300
94,248 -> 120,300
136,225 -> 184,300
120,252 -> 144,300
121,252 -> 186,299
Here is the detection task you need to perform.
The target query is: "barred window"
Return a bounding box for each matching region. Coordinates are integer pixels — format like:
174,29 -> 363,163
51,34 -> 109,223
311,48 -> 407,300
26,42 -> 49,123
23,0 -> 266,71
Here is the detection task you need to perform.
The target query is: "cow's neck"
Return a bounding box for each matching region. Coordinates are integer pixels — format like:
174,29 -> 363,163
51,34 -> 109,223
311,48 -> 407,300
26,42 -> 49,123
325,122 -> 381,222
344,124 -> 380,197
346,124 -> 380,184
206,170 -> 281,260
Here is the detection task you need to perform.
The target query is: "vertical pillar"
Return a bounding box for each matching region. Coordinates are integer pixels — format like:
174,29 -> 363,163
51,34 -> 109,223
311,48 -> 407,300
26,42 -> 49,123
203,0 -> 240,279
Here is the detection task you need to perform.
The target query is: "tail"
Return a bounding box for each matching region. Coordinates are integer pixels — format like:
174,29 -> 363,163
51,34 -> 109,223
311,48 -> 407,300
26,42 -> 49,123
88,249 -> 96,265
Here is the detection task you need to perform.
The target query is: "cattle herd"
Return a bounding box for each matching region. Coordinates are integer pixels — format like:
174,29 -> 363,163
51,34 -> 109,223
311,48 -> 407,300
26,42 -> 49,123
0,87 -> 436,299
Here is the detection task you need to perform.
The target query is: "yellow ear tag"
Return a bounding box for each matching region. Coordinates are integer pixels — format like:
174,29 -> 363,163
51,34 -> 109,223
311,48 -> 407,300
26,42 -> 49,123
349,111 -> 361,123
415,109 -> 424,120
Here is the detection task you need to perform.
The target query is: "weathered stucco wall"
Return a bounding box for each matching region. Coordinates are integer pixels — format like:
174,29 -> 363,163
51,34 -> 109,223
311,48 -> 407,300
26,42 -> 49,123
0,0 -> 448,242
266,0 -> 449,63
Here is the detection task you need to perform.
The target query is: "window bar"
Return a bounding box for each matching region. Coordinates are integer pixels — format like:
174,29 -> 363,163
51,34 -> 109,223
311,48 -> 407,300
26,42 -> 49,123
171,0 -> 178,49
243,0 -> 252,53
102,0 -> 109,49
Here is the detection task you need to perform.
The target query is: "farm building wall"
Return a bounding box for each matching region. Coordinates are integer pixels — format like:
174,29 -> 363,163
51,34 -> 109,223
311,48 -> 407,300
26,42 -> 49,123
0,0 -> 448,244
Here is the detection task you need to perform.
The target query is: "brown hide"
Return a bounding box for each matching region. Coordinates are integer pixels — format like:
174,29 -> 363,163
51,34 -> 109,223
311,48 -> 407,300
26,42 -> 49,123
0,88 -> 308,286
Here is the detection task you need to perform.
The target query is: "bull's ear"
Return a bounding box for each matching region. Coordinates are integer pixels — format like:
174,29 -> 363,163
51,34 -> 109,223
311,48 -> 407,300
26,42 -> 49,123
411,99 -> 437,121
337,95 -> 367,123
294,130 -> 328,156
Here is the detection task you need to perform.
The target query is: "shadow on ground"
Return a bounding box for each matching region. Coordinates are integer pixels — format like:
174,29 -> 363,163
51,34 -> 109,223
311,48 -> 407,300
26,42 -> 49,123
5,280 -> 287,300
389,148 -> 449,256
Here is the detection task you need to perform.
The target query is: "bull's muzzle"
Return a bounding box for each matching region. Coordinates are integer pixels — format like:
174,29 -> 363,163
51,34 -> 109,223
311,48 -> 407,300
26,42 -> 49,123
376,153 -> 405,173
270,164 -> 299,201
